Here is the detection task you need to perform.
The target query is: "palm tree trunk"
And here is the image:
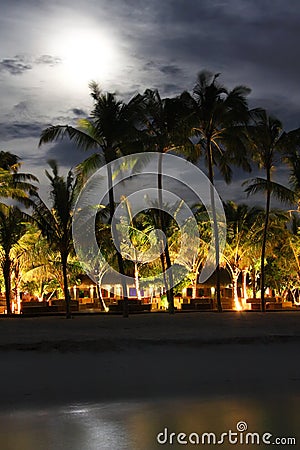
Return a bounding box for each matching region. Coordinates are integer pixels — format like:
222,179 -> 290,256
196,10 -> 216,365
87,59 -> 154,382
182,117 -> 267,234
3,256 -> 12,314
192,274 -> 197,298
158,152 -> 174,314
251,269 -> 257,298
96,280 -> 108,312
260,171 -> 271,312
207,139 -> 222,312
14,261 -> 21,314
134,263 -> 142,300
241,269 -> 248,305
124,198 -> 142,301
232,270 -> 241,310
61,251 -> 71,319
107,164 -> 129,318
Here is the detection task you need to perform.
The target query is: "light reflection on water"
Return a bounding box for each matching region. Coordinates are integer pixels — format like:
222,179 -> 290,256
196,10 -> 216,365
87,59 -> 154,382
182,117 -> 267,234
0,395 -> 299,450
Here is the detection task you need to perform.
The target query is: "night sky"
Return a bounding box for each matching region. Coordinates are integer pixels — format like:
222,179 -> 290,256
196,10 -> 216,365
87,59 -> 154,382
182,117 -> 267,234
1,0 -> 299,204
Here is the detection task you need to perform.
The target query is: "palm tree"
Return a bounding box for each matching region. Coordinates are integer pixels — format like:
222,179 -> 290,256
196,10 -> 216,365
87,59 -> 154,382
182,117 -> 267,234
139,88 -> 193,312
167,202 -> 217,299
31,160 -> 79,319
19,230 -> 82,306
0,166 -> 37,206
182,70 -> 252,311
39,83 -> 143,317
0,150 -> 20,171
0,204 -> 31,314
284,137 -> 300,199
244,109 -> 299,311
223,202 -> 264,309
9,225 -> 41,313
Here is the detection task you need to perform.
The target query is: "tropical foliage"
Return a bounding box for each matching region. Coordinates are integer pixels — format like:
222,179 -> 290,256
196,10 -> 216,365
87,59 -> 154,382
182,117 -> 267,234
1,71 -> 300,315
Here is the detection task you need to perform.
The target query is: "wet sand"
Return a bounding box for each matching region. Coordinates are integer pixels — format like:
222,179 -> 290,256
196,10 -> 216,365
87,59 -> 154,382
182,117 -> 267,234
1,312 -> 300,409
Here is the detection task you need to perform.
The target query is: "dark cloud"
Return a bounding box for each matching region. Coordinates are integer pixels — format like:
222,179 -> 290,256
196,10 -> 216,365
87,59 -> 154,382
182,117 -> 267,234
0,56 -> 32,75
121,0 -> 300,105
249,95 -> 300,130
1,0 -> 300,204
35,55 -> 62,66
70,108 -> 87,116
0,54 -> 61,76
41,139 -> 97,168
0,121 -> 44,140
160,65 -> 182,76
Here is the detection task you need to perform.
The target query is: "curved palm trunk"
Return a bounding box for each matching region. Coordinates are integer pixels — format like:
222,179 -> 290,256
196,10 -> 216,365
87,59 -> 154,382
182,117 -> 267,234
61,251 -> 71,319
225,259 -> 241,310
260,170 -> 271,312
3,256 -> 12,314
158,152 -> 174,314
107,164 -> 129,318
96,277 -> 109,312
207,139 -> 222,312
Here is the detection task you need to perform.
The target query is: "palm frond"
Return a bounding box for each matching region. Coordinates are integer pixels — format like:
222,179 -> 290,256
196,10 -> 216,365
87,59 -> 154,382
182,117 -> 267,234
244,177 -> 297,204
75,152 -> 105,181
39,124 -> 102,152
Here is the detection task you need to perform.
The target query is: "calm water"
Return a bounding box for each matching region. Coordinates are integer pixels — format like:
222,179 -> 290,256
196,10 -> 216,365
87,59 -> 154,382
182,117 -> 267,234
0,395 -> 298,449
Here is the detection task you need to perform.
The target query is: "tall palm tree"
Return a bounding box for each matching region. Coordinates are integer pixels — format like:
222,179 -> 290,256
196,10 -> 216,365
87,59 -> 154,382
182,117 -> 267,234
139,88 -> 193,313
0,204 -> 31,314
244,109 -> 299,311
31,161 -> 79,319
284,137 -> 300,198
182,70 -> 251,311
39,83 -> 143,317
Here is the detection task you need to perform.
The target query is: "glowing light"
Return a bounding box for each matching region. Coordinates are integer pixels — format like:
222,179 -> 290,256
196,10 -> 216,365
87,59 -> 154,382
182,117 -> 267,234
234,297 -> 243,311
47,25 -> 120,88
64,32 -> 115,82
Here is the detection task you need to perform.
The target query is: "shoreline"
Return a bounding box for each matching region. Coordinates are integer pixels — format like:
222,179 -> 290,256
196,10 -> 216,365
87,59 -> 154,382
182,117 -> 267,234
0,311 -> 300,350
0,333 -> 300,353
0,312 -> 300,409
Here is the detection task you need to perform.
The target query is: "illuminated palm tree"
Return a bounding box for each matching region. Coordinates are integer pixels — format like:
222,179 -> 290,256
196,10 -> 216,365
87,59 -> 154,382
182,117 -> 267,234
244,109 -> 299,311
31,161 -> 79,319
0,204 -> 31,314
223,202 -> 264,309
182,70 -> 251,311
139,88 -> 192,312
39,83 -> 143,317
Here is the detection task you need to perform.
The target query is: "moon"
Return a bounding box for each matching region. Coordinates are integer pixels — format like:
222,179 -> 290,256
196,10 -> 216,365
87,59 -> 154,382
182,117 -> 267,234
49,26 -> 119,87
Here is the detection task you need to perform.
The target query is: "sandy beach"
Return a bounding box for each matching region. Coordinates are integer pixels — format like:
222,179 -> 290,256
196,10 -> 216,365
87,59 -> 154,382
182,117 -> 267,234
0,311 -> 300,408
0,312 -> 299,449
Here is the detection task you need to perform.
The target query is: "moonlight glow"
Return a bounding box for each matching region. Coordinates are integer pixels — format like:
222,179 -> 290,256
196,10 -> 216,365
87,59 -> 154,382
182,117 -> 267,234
49,27 -> 118,86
